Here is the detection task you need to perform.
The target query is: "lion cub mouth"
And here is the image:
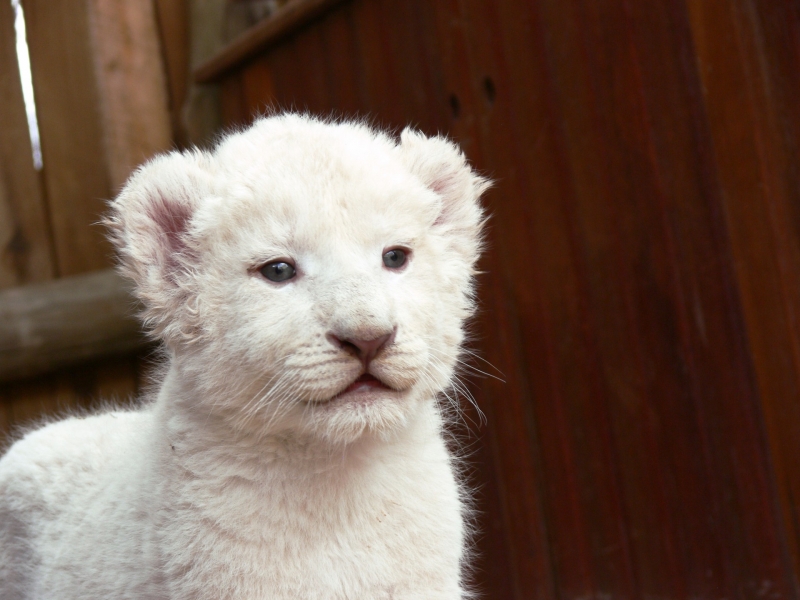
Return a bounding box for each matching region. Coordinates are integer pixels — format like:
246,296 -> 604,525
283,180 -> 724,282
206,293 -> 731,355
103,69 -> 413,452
341,373 -> 391,395
320,373 -> 395,405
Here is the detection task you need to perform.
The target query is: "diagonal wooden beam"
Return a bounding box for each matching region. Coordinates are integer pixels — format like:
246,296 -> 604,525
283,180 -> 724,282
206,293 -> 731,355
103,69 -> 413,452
194,0 -> 350,84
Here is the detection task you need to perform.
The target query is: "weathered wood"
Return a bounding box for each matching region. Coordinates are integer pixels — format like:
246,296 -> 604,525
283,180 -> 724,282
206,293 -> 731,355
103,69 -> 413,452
182,0 -> 226,147
194,0 -> 350,83
89,0 -> 173,192
0,0 -> 59,439
154,0 -> 191,146
687,0 -> 800,578
0,0 -> 54,289
22,0 -> 113,277
3,0 -> 171,440
0,269 -> 145,384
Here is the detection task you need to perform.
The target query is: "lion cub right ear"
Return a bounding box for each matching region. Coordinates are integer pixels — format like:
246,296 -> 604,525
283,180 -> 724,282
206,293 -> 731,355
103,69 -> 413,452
398,128 -> 490,267
105,150 -> 214,342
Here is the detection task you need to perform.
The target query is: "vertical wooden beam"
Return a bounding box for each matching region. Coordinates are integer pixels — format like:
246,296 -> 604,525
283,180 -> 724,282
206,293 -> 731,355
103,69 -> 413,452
686,0 -> 800,588
22,0 -> 173,274
0,1 -> 54,289
89,0 -> 173,192
22,0 -> 112,277
184,0 -> 226,146
154,0 -> 191,147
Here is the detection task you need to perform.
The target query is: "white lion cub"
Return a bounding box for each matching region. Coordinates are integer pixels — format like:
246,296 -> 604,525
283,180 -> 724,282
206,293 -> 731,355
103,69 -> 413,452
0,114 -> 489,599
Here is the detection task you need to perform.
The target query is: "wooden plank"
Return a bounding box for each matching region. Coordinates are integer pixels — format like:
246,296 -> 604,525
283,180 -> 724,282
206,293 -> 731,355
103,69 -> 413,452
0,269 -> 146,384
686,0 -> 800,586
22,0 -> 171,268
419,3 -> 557,597
411,4 -> 528,596
89,0 -> 173,192
531,1 -> 692,596
154,0 -> 191,146
183,0 -> 226,146
194,0 -> 351,83
626,0 -> 793,594
473,3 -> 611,596
0,0 -> 54,289
0,0 -> 65,446
22,0 -> 113,277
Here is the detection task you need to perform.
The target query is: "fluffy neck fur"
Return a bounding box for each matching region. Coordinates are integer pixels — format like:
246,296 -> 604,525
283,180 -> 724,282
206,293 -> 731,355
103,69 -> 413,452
144,361 -> 463,600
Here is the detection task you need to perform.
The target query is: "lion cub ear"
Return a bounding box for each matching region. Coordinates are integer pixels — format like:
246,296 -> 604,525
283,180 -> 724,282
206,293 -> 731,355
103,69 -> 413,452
398,128 -> 490,259
105,150 -> 214,341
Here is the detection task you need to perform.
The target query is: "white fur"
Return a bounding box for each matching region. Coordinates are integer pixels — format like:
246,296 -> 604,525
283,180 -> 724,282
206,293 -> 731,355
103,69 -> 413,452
0,115 -> 489,599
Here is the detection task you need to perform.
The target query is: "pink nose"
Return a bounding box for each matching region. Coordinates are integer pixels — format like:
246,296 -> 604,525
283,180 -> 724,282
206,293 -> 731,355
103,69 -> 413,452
327,330 -> 394,366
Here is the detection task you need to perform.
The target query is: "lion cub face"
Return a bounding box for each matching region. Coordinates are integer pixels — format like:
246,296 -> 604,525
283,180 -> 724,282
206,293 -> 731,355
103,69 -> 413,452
108,115 -> 488,443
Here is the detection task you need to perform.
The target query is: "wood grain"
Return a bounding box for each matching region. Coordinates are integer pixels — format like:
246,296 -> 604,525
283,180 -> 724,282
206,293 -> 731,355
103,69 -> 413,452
0,269 -> 145,384
686,0 -> 800,582
89,0 -> 173,192
194,0 -> 351,83
22,0 -> 112,276
154,0 -> 191,146
0,0 -> 54,289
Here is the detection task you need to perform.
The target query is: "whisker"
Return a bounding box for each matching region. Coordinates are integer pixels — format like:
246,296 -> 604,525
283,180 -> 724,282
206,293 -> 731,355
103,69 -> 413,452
425,353 -> 486,428
454,347 -> 506,377
427,346 -> 506,383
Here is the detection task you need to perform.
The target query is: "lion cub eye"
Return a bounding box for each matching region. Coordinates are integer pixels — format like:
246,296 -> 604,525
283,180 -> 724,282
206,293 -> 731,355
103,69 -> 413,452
383,248 -> 408,269
260,261 -> 296,282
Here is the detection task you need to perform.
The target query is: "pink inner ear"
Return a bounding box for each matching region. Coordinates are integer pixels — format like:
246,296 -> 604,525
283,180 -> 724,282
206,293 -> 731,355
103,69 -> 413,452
430,172 -> 458,196
431,172 -> 460,226
146,193 -> 194,273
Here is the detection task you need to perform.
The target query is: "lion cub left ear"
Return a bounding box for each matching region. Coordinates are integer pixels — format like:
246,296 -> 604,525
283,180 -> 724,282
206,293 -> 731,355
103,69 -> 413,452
398,128 -> 490,260
104,150 -> 214,343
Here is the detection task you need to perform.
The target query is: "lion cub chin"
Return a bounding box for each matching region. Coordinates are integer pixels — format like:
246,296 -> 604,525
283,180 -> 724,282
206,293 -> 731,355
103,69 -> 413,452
0,115 -> 489,600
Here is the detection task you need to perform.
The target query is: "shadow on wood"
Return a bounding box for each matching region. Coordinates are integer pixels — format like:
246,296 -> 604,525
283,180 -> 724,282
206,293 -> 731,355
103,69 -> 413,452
0,270 -> 146,383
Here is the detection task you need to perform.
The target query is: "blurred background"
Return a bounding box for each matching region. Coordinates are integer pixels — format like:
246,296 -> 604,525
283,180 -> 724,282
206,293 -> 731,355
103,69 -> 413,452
2,0 -> 800,598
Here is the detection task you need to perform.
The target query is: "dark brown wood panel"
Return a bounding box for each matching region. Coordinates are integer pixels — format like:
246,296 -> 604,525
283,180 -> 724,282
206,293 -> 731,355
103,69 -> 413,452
687,0 -> 800,586
154,0 -> 191,146
204,0 -> 800,597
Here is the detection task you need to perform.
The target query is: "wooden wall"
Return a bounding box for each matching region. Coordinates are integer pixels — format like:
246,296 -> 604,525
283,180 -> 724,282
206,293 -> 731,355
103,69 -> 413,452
203,0 -> 800,598
0,0 -> 184,441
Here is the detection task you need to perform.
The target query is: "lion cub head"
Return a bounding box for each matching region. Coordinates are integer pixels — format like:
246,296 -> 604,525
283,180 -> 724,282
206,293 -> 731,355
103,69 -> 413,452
107,115 -> 489,443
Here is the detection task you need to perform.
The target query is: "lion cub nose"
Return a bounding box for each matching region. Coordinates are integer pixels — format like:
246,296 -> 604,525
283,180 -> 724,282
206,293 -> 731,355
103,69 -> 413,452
327,330 -> 394,366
